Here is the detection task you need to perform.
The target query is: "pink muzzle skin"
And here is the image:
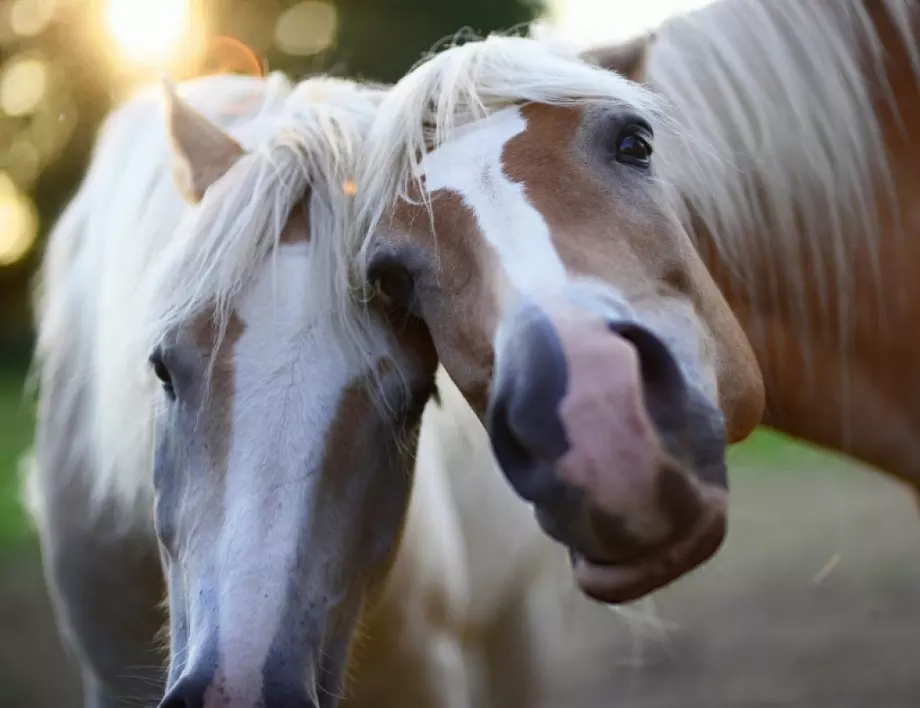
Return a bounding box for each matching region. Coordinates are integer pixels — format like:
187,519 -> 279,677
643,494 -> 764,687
551,309 -> 729,603
486,298 -> 729,605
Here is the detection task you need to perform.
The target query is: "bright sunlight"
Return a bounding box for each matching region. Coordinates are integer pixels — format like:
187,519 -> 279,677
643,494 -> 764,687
104,0 -> 190,67
550,0 -> 715,45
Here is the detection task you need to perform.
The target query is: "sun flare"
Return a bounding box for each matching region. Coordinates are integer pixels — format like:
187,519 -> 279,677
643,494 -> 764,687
104,0 -> 190,67
549,0 -> 716,45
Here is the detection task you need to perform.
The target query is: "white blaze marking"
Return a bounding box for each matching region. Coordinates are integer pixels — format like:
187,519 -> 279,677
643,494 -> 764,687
418,107 -> 568,296
216,241 -> 352,698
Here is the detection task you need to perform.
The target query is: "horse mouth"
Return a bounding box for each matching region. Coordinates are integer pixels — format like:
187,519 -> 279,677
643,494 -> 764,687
569,487 -> 727,604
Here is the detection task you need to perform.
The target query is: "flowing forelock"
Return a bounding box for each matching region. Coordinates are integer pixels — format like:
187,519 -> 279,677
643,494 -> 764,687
138,76 -> 385,364
355,31 -> 668,269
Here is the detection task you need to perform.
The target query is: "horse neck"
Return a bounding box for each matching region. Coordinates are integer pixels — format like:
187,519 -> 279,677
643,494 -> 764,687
652,0 -> 920,477
650,0 -> 918,338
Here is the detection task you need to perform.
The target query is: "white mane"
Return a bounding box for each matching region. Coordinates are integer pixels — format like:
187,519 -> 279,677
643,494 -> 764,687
647,0 -> 919,349
354,32 -> 668,267
31,72 -> 384,520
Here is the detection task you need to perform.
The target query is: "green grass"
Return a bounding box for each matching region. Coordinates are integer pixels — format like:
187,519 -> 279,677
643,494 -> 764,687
0,366 -> 34,550
729,427 -> 822,469
727,426 -> 851,476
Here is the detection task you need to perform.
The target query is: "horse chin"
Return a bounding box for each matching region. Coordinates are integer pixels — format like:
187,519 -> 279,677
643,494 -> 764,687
568,486 -> 727,605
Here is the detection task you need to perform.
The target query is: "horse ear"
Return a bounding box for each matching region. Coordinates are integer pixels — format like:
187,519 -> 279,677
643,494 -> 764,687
163,78 -> 245,204
580,32 -> 654,83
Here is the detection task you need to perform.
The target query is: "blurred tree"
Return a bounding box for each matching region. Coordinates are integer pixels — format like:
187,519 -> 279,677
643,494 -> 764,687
0,0 -> 544,360
332,0 -> 540,82
207,0 -> 543,84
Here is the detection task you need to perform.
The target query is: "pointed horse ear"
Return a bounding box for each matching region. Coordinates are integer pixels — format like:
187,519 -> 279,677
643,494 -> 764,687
162,78 -> 245,204
580,32 -> 655,83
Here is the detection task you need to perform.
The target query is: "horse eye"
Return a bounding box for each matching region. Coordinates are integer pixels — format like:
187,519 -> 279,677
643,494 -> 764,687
149,350 -> 176,400
615,127 -> 653,167
368,254 -> 416,311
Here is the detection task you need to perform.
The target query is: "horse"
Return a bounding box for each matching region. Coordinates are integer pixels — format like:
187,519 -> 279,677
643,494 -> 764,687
593,0 -> 920,498
355,31 -> 765,609
21,70 -> 479,708
337,5 -> 920,702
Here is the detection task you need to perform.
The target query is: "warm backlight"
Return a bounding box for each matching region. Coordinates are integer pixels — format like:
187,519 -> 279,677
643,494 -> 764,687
550,0 -> 716,45
0,173 -> 38,266
104,0 -> 190,67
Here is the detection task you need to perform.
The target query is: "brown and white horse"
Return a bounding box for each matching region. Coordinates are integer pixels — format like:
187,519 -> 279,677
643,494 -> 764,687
354,0 -> 920,702
610,0 -> 920,494
356,32 -> 765,607
22,72 -> 475,708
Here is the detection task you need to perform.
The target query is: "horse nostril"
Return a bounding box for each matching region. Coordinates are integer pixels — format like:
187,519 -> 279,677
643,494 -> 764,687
159,678 -> 322,708
159,699 -> 190,708
487,382 -> 572,505
159,676 -> 206,708
159,693 -> 198,708
608,320 -> 688,433
487,302 -> 572,505
488,390 -> 534,480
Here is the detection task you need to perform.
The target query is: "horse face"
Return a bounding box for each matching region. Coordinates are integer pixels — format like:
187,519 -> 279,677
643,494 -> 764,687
153,92 -> 437,708
364,42 -> 763,604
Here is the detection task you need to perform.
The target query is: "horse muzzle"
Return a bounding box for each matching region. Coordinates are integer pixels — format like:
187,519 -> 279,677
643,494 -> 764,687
486,299 -> 729,603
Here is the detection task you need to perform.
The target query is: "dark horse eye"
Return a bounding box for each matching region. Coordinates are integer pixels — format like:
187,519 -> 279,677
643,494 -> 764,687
367,253 -> 416,312
149,349 -> 175,400
615,126 -> 654,167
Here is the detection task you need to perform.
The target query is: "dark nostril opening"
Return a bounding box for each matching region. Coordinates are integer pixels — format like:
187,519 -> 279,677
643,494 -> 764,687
488,390 -> 535,482
159,699 -> 191,708
159,676 -> 206,708
159,694 -> 197,708
487,385 -> 572,505
608,321 -> 689,433
487,303 -> 572,505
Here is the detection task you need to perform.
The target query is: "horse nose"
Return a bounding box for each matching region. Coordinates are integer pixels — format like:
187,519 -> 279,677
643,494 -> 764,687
486,301 -> 573,505
488,301 -> 710,559
160,673 -> 319,708
486,306 -> 692,510
159,673 -> 207,708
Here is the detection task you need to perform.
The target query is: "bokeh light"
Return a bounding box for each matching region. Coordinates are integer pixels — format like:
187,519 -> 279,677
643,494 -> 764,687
104,0 -> 191,66
274,1 -> 338,57
0,55 -> 48,116
0,172 -> 38,266
9,0 -> 56,37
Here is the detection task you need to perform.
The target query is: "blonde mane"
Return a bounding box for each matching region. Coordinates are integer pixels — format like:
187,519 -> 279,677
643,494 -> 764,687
32,72 -> 385,521
354,32 -> 669,268
648,0 -> 920,349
